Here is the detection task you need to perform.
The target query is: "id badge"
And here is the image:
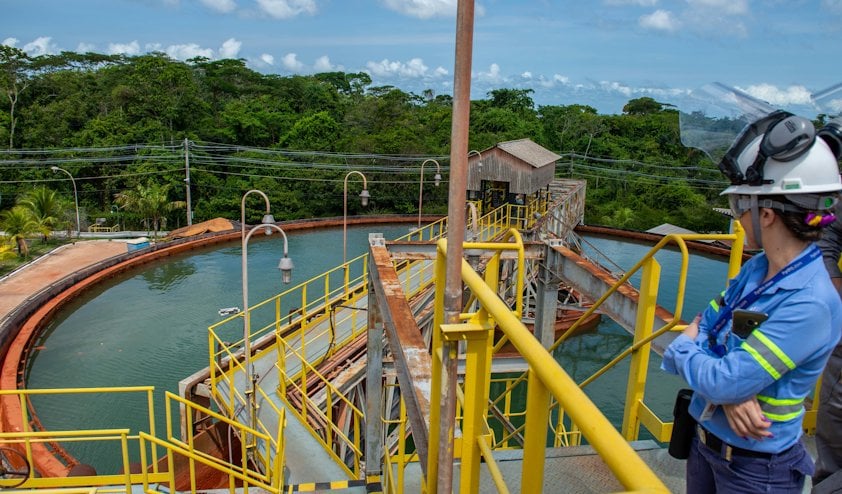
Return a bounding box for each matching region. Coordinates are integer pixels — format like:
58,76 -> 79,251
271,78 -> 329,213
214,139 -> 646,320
699,400 -> 716,421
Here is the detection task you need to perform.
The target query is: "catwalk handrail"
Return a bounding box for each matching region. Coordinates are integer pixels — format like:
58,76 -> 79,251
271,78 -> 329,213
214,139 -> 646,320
428,236 -> 670,494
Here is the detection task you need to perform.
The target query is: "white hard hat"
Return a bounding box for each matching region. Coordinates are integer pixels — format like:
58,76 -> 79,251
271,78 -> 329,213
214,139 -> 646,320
720,136 -> 842,197
719,111 -> 842,201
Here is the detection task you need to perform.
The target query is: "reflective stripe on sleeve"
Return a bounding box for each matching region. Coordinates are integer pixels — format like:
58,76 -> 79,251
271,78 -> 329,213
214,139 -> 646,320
756,394 -> 804,422
740,332 -> 796,380
709,292 -> 725,312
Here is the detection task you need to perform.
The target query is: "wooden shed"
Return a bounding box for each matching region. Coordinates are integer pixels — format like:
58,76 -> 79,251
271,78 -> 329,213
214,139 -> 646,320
467,138 -> 561,210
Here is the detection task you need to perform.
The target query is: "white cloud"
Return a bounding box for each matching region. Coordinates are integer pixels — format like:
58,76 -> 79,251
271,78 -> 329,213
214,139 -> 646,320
2,37 -> 19,47
256,0 -> 317,19
381,0 -> 456,19
313,55 -> 333,72
200,0 -> 237,13
601,81 -> 634,97
433,66 -> 448,77
282,53 -> 304,71
738,84 -> 812,107
554,74 -> 570,85
366,57 -> 444,78
76,42 -> 96,53
219,38 -> 242,58
260,53 -> 275,65
108,41 -> 142,56
521,71 -> 533,79
22,36 -> 59,56
166,43 -> 214,60
639,9 -> 679,32
473,63 -> 503,83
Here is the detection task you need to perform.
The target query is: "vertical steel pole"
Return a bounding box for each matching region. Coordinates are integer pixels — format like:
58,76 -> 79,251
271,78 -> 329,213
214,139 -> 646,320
437,0 -> 475,492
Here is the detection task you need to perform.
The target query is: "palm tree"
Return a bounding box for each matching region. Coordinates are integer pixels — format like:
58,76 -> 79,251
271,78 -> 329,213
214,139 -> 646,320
0,206 -> 38,256
114,182 -> 186,238
17,186 -> 65,240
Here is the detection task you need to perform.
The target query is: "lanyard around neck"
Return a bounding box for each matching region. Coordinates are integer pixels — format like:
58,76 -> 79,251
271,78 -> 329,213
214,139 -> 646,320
707,244 -> 821,356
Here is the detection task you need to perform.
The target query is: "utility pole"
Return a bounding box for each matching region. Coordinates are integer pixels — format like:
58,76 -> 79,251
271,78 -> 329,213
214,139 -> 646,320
184,138 -> 192,226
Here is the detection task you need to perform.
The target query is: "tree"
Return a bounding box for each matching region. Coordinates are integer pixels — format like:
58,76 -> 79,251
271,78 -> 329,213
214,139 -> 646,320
622,97 -> 665,115
0,46 -> 32,149
0,205 -> 38,256
114,182 -> 186,237
17,186 -> 66,240
279,111 -> 340,150
487,88 -> 535,114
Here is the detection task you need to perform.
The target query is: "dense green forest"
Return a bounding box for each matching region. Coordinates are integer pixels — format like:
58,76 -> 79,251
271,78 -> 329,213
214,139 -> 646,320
0,46 -> 737,243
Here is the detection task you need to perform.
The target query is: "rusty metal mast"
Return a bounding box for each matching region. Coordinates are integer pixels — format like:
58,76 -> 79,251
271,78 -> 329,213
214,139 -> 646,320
437,0 -> 475,492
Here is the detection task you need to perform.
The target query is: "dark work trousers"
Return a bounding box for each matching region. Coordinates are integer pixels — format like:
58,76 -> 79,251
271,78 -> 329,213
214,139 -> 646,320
686,436 -> 814,493
815,348 -> 842,487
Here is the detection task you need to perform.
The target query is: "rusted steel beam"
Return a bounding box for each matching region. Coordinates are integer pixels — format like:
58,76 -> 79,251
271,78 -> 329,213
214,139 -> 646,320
367,241 -> 431,472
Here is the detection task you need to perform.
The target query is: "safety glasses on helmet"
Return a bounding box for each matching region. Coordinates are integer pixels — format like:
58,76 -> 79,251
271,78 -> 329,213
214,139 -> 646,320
727,194 -> 836,220
719,111 -> 816,187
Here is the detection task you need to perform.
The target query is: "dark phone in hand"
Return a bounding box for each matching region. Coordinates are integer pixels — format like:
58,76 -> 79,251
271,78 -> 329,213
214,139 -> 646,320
731,309 -> 768,338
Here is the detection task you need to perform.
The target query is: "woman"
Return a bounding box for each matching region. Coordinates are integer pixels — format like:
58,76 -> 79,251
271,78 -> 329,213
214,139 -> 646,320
662,110 -> 842,493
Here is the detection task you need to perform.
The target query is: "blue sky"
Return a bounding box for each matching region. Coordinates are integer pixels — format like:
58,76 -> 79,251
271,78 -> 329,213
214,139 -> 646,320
2,0 -> 841,115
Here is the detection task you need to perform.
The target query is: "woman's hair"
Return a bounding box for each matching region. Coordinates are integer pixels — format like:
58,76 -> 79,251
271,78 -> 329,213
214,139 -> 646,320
767,194 -> 830,242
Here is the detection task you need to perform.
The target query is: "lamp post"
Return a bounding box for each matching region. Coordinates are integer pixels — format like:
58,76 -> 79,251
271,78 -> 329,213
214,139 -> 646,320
51,166 -> 80,238
343,171 -> 370,264
417,159 -> 442,229
241,193 -> 293,446
241,189 -> 273,240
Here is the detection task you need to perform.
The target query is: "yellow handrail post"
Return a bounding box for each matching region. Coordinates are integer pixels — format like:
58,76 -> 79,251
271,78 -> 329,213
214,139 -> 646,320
441,321 -> 493,494
621,256 -> 661,440
521,370 -> 551,493
426,247 -> 448,494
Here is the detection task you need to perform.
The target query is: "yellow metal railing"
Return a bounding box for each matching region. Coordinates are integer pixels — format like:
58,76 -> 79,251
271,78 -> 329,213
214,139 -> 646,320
0,386 -> 160,478
87,225 -> 120,233
0,388 -> 282,492
275,337 -> 362,478
427,236 -> 672,494
203,198 -> 557,490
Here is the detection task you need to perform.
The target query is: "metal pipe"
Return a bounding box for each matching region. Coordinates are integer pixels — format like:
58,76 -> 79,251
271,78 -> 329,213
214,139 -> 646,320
50,166 -> 80,238
437,0 -> 475,492
241,189 -> 271,241
242,222 -> 292,445
418,159 -> 441,229
343,171 -> 369,264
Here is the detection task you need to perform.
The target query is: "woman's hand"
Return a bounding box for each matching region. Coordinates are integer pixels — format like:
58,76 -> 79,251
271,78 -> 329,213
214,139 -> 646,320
723,398 -> 772,440
682,313 -> 702,340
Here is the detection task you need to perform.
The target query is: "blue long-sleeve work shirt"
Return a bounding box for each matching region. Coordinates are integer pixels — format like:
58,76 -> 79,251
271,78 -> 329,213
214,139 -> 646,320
662,244 -> 842,453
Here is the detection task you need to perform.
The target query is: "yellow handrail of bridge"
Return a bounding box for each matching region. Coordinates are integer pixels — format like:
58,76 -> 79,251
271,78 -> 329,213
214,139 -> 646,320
428,236 -> 671,494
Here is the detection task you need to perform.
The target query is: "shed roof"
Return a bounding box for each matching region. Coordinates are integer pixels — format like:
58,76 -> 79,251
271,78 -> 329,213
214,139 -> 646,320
495,138 -> 561,168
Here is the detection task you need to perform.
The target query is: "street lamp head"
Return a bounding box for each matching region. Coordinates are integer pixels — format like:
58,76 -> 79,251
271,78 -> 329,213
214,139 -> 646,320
434,173 -> 442,186
50,166 -> 60,172
278,256 -> 294,284
261,213 -> 276,235
359,189 -> 370,207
